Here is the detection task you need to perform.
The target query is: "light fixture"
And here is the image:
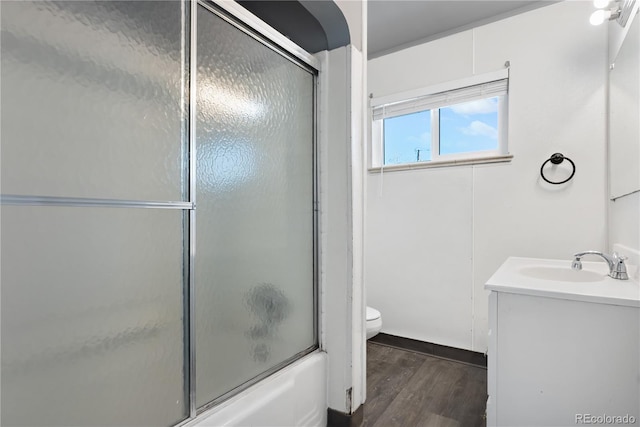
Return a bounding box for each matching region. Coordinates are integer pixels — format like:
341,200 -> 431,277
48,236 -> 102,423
589,0 -> 637,26
590,8 -> 619,25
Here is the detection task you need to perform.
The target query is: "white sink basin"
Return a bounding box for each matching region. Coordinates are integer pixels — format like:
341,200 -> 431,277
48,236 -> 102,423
518,265 -> 605,282
486,257 -> 640,307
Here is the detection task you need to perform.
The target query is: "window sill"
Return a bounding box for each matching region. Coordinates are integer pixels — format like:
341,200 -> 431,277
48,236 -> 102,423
368,154 -> 513,173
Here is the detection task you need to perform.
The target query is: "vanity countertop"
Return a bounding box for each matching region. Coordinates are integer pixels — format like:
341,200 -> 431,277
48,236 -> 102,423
485,256 -> 640,307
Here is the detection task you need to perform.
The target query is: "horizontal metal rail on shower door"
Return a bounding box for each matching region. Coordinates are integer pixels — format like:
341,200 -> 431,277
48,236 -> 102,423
0,195 -> 194,210
197,0 -> 319,72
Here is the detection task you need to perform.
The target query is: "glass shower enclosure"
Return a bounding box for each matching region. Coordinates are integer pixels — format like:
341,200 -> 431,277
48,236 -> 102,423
0,1 -> 318,425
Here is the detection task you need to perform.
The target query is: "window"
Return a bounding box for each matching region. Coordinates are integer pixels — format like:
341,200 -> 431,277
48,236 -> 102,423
371,71 -> 510,169
383,110 -> 431,164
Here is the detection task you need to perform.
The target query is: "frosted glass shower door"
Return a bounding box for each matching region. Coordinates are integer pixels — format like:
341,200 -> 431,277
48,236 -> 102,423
195,4 -> 316,407
1,1 -> 187,201
1,207 -> 187,427
1,1 -> 188,426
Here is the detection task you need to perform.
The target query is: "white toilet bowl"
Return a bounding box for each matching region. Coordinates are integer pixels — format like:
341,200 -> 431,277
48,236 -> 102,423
366,306 -> 382,340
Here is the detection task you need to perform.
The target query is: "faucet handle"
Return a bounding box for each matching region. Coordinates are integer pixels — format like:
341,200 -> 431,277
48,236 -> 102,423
613,252 -> 627,261
611,252 -> 629,280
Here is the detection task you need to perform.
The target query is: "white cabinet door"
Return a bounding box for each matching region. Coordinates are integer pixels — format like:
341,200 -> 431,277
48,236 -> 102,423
490,292 -> 639,427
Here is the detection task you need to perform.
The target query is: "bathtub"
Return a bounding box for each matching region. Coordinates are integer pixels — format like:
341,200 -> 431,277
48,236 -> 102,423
191,351 -> 327,426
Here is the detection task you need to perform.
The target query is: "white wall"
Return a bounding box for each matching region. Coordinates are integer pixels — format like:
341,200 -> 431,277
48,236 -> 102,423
321,0 -> 368,416
318,43 -> 367,416
366,1 -> 608,353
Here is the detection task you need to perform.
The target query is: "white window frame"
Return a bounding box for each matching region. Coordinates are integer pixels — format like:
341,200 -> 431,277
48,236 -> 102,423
370,69 -> 513,171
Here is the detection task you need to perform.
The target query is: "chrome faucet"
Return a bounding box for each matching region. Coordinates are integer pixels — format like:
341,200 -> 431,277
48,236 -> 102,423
572,251 -> 629,280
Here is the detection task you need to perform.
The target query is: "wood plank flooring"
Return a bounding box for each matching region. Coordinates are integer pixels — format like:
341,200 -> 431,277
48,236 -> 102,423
365,342 -> 487,427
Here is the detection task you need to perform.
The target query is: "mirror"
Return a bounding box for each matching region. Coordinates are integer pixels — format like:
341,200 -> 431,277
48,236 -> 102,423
610,14 -> 640,199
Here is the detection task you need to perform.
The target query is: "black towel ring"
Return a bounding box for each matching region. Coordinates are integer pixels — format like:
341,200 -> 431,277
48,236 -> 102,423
540,153 -> 575,185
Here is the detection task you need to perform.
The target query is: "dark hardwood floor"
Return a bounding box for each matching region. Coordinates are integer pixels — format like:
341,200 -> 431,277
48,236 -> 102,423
364,341 -> 487,427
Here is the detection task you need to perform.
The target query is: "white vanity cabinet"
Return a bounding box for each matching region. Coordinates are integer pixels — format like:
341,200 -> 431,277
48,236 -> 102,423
485,257 -> 640,427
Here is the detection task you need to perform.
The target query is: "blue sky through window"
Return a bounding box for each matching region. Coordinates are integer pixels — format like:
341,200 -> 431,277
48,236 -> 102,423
382,96 -> 499,165
383,110 -> 431,165
440,97 -> 499,155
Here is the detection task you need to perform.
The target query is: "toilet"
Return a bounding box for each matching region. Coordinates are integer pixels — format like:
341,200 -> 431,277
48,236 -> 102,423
366,306 -> 382,340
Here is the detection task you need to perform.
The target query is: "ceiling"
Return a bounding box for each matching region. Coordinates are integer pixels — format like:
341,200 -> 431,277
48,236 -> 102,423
368,0 -> 558,58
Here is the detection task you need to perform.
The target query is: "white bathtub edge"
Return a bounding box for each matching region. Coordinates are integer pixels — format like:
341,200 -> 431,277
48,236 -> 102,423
190,351 -> 328,427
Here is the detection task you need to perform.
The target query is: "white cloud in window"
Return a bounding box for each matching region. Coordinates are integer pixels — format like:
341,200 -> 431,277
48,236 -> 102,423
461,120 -> 498,139
449,98 -> 497,115
408,131 -> 430,145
